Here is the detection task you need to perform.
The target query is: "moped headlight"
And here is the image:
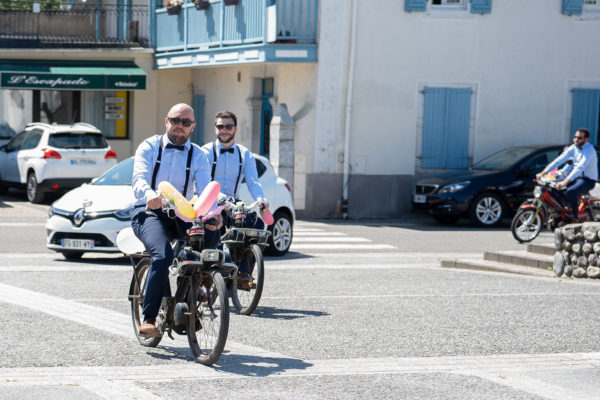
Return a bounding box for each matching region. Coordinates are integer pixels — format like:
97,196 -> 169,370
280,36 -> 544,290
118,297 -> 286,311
533,186 -> 542,198
201,249 -> 223,262
438,181 -> 470,194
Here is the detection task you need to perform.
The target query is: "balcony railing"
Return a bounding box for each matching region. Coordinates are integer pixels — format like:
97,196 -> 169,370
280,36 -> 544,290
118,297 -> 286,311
153,0 -> 317,53
0,2 -> 150,48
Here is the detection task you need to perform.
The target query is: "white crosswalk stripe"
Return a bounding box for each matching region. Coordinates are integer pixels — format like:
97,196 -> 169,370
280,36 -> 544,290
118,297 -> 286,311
291,226 -> 397,250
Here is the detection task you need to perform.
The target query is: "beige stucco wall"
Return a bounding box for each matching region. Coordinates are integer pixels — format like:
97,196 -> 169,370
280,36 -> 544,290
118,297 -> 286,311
343,0 -> 600,177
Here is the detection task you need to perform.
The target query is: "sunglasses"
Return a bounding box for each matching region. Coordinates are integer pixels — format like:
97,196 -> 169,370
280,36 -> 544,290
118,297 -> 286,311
168,117 -> 194,127
574,136 -> 585,140
215,124 -> 235,130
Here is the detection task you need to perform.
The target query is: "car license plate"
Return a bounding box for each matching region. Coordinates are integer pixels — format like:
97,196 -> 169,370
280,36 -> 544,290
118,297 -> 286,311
61,239 -> 94,249
413,194 -> 427,203
70,159 -> 97,165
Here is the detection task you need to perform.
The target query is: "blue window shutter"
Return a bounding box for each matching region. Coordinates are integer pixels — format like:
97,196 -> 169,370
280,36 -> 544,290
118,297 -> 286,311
471,0 -> 492,14
562,0 -> 583,15
445,89 -> 471,168
405,0 -> 426,12
572,89 -> 600,145
422,87 -> 471,169
422,87 -> 448,168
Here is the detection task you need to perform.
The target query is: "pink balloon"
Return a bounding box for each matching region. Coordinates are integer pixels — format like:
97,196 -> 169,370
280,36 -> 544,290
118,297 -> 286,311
261,209 -> 274,226
202,203 -> 224,222
195,181 -> 221,217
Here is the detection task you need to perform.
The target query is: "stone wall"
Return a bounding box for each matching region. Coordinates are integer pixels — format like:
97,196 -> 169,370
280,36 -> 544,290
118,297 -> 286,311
553,222 -> 600,279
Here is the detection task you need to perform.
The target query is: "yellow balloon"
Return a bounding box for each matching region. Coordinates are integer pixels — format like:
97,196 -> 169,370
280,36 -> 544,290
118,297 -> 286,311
157,181 -> 195,219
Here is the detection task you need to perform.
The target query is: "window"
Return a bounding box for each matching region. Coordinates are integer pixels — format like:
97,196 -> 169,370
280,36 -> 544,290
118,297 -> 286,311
430,0 -> 467,11
431,0 -> 464,6
48,133 -> 109,149
406,0 -> 491,14
21,130 -> 42,150
4,131 -> 28,152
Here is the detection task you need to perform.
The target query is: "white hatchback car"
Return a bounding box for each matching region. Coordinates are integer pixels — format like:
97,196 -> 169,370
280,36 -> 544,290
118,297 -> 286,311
46,154 -> 295,259
0,122 -> 117,203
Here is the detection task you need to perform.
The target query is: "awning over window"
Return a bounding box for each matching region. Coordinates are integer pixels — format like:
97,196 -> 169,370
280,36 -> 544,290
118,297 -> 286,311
0,60 -> 146,90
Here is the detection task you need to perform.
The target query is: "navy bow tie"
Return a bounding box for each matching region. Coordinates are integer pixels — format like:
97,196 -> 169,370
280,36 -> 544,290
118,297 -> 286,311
166,143 -> 185,151
220,147 -> 234,154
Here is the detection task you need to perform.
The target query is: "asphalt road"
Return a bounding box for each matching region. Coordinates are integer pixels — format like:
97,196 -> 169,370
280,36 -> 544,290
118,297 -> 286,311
0,191 -> 599,400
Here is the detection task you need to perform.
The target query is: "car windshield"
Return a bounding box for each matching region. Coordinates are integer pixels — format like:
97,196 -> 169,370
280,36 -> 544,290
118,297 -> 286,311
471,147 -> 535,171
49,133 -> 108,149
94,157 -> 133,186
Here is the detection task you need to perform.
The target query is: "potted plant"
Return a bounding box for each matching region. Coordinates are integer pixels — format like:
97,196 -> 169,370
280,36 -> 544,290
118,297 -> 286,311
166,0 -> 183,15
224,0 -> 238,5
195,0 -> 210,10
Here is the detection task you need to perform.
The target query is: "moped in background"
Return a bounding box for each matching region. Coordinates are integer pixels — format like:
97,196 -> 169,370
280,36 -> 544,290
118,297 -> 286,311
218,197 -> 271,315
511,175 -> 600,243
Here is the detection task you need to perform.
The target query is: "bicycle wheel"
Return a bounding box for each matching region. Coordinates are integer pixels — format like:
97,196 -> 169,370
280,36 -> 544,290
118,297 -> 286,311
231,244 -> 264,315
187,270 -> 229,365
511,209 -> 543,243
130,258 -> 162,347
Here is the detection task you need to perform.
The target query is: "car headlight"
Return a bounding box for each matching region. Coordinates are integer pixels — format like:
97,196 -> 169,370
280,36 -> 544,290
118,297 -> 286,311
438,181 -> 470,194
114,205 -> 134,221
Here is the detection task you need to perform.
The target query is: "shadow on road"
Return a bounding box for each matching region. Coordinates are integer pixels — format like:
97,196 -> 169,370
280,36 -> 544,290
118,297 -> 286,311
217,353 -> 313,376
250,306 -> 329,320
146,342 -> 313,377
51,255 -> 131,266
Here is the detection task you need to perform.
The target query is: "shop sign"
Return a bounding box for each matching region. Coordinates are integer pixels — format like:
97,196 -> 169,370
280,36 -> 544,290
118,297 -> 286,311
0,72 -> 146,90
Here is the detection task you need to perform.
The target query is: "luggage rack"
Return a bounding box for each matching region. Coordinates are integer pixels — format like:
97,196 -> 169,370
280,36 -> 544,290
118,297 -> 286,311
221,228 -> 270,245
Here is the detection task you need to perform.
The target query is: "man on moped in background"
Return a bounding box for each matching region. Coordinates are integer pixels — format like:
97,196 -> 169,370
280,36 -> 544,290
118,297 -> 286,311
536,128 -> 598,221
130,103 -> 219,338
202,111 -> 269,288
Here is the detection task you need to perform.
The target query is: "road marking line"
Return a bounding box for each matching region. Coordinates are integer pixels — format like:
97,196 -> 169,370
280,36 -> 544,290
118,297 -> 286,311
0,282 -> 289,360
0,265 -> 129,272
1,352 -> 599,382
293,232 -> 346,236
292,237 -> 371,242
279,252 -> 482,259
261,292 -> 600,300
291,244 -> 396,249
0,222 -> 47,227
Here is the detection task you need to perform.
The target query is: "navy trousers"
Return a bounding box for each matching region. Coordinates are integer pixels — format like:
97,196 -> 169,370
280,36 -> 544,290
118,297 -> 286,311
131,206 -> 189,320
565,177 -> 596,219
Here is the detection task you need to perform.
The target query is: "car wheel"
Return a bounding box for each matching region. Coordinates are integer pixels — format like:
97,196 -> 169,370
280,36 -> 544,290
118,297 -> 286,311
60,251 -> 84,260
469,192 -> 505,226
0,181 -> 7,195
26,172 -> 45,203
432,214 -> 460,224
265,211 -> 293,256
